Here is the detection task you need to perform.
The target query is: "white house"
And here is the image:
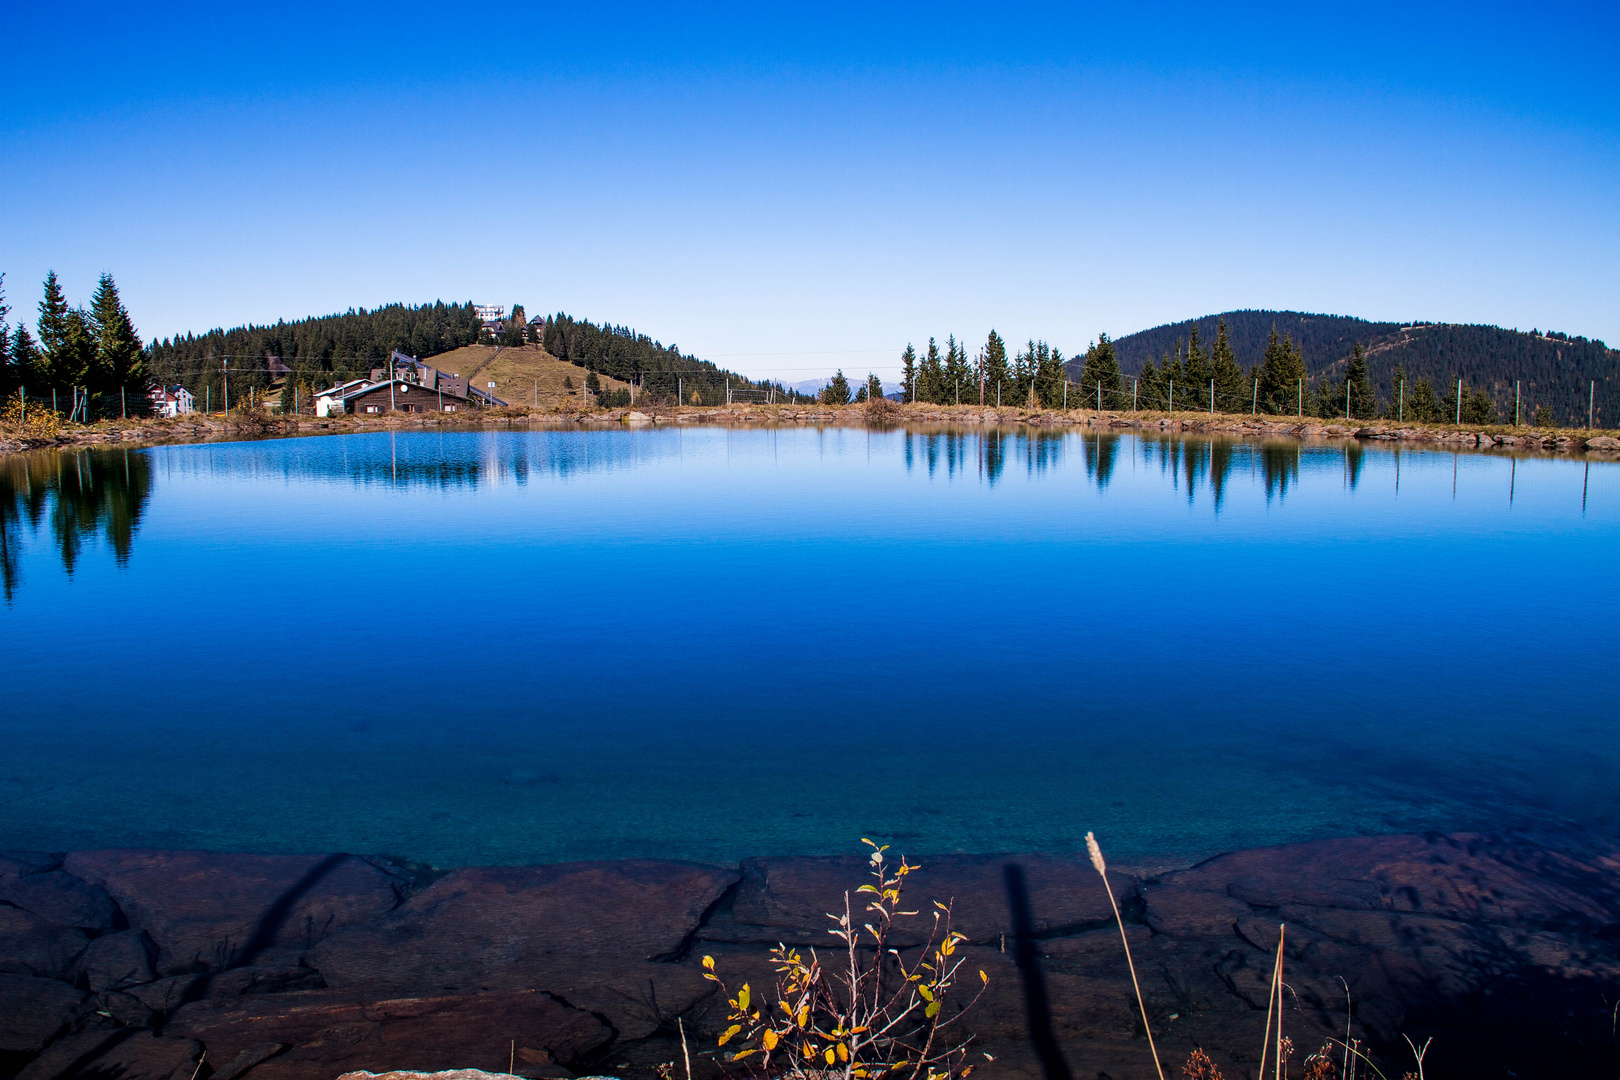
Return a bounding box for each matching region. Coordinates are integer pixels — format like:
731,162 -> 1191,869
148,385 -> 194,417
314,378 -> 372,417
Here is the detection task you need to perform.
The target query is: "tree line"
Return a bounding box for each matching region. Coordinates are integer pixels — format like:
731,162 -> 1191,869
0,272 -> 145,403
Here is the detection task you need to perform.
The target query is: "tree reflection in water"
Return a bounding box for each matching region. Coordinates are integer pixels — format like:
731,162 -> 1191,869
0,448 -> 152,602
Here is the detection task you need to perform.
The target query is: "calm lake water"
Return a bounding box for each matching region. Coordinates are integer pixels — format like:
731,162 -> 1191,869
1,427 -> 1615,869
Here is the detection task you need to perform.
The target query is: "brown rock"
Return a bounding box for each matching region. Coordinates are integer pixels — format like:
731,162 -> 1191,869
63,850 -> 407,975
0,972 -> 87,1052
0,905 -> 90,979
166,990 -> 613,1080
1586,435 -> 1620,451
15,1029 -> 201,1080
0,855 -> 119,929
79,929 -> 158,990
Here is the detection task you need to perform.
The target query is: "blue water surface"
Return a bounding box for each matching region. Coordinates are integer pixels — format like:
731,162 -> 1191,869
1,427 -> 1615,869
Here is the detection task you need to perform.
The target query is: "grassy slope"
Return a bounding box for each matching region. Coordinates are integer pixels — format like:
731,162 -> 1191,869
428,345 -> 632,409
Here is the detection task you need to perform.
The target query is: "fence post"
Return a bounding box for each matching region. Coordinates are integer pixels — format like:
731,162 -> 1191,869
1514,380 -> 1520,426
1133,377 -> 1138,411
1096,382 -> 1101,411
1455,378 -> 1461,425
1251,378 -> 1257,415
1345,379 -> 1350,421
1210,378 -> 1215,415
1399,378 -> 1404,421
1169,379 -> 1174,414
1590,381 -> 1596,429
1296,378 -> 1301,417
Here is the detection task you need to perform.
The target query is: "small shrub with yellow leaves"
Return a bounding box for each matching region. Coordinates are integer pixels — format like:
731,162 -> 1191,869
702,839 -> 988,1079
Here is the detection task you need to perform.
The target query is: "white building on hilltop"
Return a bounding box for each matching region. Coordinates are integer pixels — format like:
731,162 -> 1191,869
474,304 -> 505,328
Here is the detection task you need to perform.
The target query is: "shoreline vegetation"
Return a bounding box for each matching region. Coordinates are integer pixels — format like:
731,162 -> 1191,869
2,399 -> 1617,458
0,829 -> 1616,1080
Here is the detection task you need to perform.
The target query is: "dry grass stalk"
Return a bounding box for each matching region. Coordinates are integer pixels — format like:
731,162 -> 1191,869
1085,832 -> 1165,1080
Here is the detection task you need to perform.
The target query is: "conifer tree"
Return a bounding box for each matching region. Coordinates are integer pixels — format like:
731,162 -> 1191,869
1035,343 -> 1066,407
1078,333 -> 1123,406
900,344 -> 917,402
1182,325 -> 1210,403
982,331 -> 1008,403
943,335 -> 970,405
1408,377 -> 1441,422
37,271 -> 75,390
1136,357 -> 1163,411
1256,324 -> 1306,415
11,324 -> 42,390
1345,343 -> 1376,419
0,274 -> 11,394
864,373 -> 884,402
821,369 -> 852,405
90,273 -> 144,394
1384,364 -> 1409,421
1210,318 -> 1246,410
920,338 -> 945,404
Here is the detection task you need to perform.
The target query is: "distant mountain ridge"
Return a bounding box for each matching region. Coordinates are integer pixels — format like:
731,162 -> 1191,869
1098,309 -> 1616,423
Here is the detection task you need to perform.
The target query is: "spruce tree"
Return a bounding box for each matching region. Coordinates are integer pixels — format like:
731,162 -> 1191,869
920,338 -> 945,404
865,373 -> 884,402
1078,333 -> 1123,406
900,344 -> 917,402
1136,357 -> 1163,411
821,369 -> 852,405
982,331 -> 1008,403
1342,343 -> 1375,419
11,324 -> 42,390
943,335 -> 970,405
0,274 -> 11,395
1256,324 -> 1306,415
90,273 -> 144,394
1408,377 -> 1441,422
1182,325 -> 1210,404
1210,318 -> 1246,410
1035,344 -> 1066,408
37,271 -> 74,390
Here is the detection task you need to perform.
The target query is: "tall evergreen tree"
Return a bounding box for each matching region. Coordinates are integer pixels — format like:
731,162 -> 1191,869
943,335 -> 970,405
1136,356 -> 1164,410
0,274 -> 12,395
1210,318 -> 1247,410
1256,324 -> 1306,415
11,324 -> 42,390
1078,333 -> 1123,406
982,331 -> 1009,404
1407,377 -> 1441,422
919,338 -> 945,404
1035,343 -> 1066,408
36,271 -> 75,390
820,369 -> 852,405
1345,343 -> 1376,419
864,373 -> 884,403
1182,325 -> 1210,404
900,344 -> 917,401
90,273 -> 144,393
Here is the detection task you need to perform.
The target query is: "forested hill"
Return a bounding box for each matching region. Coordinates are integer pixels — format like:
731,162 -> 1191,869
143,302 -> 792,405
144,302 -> 484,401
1105,309 -> 1617,423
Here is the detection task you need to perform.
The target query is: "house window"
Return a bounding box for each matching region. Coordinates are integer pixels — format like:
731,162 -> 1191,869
443,404 -> 457,412
366,405 -> 379,414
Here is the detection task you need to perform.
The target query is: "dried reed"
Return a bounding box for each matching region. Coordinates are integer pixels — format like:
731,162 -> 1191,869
1086,831 -> 1165,1080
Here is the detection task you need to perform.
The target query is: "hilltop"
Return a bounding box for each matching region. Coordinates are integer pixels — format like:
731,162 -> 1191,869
1100,309 -> 1616,424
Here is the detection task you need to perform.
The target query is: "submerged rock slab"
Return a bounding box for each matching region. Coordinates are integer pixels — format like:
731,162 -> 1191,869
166,990 -> 613,1080
63,850 -> 408,975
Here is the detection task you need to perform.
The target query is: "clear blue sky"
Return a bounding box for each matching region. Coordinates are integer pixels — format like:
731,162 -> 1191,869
3,2 -> 1617,380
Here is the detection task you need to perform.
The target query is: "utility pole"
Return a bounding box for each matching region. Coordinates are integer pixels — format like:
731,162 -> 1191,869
1455,378 -> 1462,425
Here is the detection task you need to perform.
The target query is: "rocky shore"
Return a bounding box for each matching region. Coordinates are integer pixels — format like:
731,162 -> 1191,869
2,831 -> 1617,1080
2,404 -> 1617,458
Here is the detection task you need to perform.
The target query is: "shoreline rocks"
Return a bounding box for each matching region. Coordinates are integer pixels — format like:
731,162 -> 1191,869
0,832 -> 1615,1079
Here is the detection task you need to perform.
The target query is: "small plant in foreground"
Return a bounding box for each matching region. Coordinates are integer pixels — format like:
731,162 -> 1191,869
702,839 -> 988,1079
1,397 -> 64,439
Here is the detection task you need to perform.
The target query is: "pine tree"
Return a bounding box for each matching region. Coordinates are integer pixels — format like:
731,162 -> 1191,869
943,335 -> 970,405
0,273 -> 12,395
982,331 -> 1008,404
37,271 -> 75,390
1408,377 -> 1441,422
900,344 -> 917,402
1345,343 -> 1376,419
864,373 -> 884,402
1182,325 -> 1210,405
90,273 -> 144,394
1078,333 -> 1123,407
1210,318 -> 1247,411
821,369 -> 852,405
1136,357 -> 1164,411
919,338 -> 945,404
1383,364 -> 1409,420
1035,343 -> 1066,408
11,324 -> 42,390
1256,324 -> 1306,415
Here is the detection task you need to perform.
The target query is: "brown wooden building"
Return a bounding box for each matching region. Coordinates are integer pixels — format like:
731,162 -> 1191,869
342,379 -> 472,415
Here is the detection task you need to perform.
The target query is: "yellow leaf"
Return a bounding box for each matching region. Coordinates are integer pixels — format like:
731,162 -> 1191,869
916,985 -> 934,1002
702,955 -> 715,970
941,938 -> 955,956
925,1000 -> 941,1018
803,1044 -> 817,1060
737,985 -> 751,1012
731,1050 -> 756,1061
797,1005 -> 809,1028
717,1024 -> 741,1047
825,1048 -> 836,1065
979,970 -> 988,984
838,1043 -> 850,1062
762,1030 -> 779,1051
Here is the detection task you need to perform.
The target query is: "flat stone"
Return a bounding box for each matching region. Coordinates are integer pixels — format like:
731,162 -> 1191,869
0,905 -> 90,979
15,1029 -> 202,1080
0,858 -> 119,929
167,990 -> 613,1080
0,971 -> 87,1052
64,850 -> 407,975
1586,435 -> 1620,450
79,928 -> 157,990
